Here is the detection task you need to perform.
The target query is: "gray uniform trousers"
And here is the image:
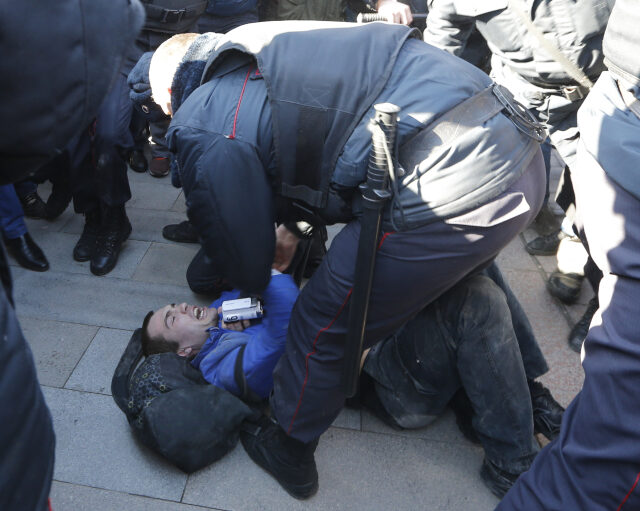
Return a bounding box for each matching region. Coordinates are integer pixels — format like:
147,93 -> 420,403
499,71 -> 640,510
271,150 -> 545,442
491,59 -> 581,171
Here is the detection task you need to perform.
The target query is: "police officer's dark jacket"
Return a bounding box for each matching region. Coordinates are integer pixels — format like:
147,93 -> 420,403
166,21 -> 540,293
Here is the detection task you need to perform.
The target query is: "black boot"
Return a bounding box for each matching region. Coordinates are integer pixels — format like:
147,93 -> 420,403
90,206 -> 132,276
480,458 -> 521,499
547,271 -> 583,304
568,297 -> 599,353
162,220 -> 198,243
73,209 -> 101,262
528,380 -> 564,441
44,181 -> 72,220
240,416 -> 319,499
128,149 -> 148,173
531,204 -> 561,236
449,388 -> 480,444
4,232 -> 49,272
19,191 -> 47,219
525,230 -> 567,256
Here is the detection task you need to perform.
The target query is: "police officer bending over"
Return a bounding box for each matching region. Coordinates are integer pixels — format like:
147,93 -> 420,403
141,21 -> 547,498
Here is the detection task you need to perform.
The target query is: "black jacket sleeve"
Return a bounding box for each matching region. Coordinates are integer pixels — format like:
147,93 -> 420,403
184,135 -> 276,294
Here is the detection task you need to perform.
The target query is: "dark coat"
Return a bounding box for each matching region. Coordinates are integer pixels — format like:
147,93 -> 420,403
0,2 -> 143,508
0,0 -> 144,184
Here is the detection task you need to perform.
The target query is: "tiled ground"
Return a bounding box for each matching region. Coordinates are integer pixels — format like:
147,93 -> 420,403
11,154 -> 588,511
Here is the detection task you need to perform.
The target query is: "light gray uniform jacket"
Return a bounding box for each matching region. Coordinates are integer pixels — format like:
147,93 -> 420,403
424,0 -> 614,170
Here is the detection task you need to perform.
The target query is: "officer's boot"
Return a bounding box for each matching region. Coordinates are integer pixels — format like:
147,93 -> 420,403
568,296 -> 599,353
90,205 -> 132,276
240,416 -> 319,499
73,208 -> 102,262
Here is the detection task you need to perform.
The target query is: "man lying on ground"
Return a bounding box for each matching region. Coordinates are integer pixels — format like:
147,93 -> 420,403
140,265 -> 563,498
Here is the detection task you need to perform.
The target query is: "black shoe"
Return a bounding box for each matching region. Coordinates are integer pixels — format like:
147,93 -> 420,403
4,233 -> 49,272
568,297 -> 599,353
528,380 -> 564,441
19,191 -> 47,219
128,149 -> 148,173
449,388 -> 480,444
240,416 -> 319,500
480,458 -> 520,499
73,209 -> 101,262
531,205 -> 561,236
162,220 -> 198,243
547,271 -> 583,304
525,230 -> 567,256
44,182 -> 72,220
90,207 -> 132,276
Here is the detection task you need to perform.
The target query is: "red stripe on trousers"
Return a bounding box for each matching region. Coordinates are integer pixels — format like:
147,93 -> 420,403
286,230 -> 395,435
617,472 -> 640,511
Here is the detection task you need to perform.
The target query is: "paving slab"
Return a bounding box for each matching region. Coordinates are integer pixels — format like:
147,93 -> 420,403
183,427 -> 497,511
50,481 -> 220,511
11,271 -> 200,330
133,242 -> 200,287
331,406 -> 361,431
362,408 -> 469,446
43,387 -> 188,501
495,234 -> 539,272
65,327 -> 133,395
128,179 -> 182,211
6,229 -> 150,279
24,206 -> 76,234
171,191 -> 188,213
17,317 -> 98,388
502,269 -> 584,407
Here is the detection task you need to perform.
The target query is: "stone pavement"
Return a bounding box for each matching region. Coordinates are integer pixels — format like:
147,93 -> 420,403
10,154 -> 589,511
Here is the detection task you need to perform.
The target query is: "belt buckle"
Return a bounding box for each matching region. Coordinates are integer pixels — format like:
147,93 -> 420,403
492,84 -> 546,143
161,8 -> 186,23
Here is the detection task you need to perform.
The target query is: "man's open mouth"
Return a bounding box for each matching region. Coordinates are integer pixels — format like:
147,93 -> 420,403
194,307 -> 205,320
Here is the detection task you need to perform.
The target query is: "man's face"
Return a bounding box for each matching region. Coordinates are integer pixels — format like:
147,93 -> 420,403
147,302 -> 219,356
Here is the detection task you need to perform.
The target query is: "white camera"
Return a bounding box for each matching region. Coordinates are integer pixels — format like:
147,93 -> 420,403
221,297 -> 263,323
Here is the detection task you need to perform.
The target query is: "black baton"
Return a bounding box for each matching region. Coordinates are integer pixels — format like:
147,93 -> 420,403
342,103 -> 400,398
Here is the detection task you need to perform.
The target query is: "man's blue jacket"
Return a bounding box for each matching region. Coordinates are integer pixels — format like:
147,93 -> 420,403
190,272 -> 298,399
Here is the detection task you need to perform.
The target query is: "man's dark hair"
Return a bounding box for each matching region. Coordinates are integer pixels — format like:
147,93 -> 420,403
140,310 -> 180,357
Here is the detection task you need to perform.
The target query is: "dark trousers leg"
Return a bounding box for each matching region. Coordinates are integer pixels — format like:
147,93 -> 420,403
483,262 -> 549,380
186,246 -> 233,297
0,184 -> 27,239
69,70 -> 133,214
271,152 -> 545,442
